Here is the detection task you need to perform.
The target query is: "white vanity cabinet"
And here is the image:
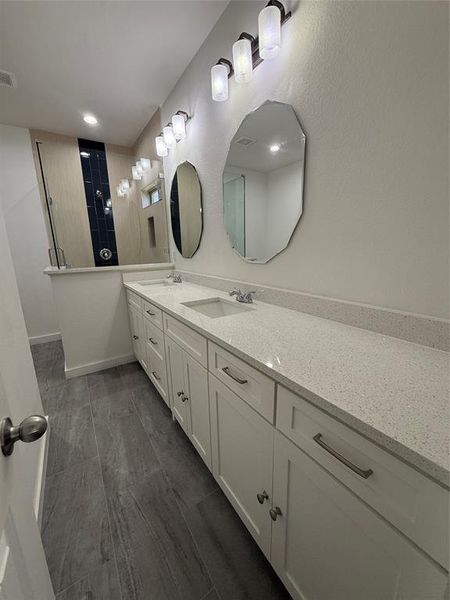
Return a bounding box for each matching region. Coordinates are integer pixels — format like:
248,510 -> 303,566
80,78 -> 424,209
271,431 -> 448,600
127,300 -> 147,371
166,335 -> 212,469
209,374 -> 274,557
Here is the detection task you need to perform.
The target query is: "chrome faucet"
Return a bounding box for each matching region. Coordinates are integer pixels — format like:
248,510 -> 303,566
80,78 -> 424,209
229,289 -> 256,303
167,272 -> 182,283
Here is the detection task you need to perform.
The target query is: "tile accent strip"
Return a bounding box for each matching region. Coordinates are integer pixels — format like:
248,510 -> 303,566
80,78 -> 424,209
178,270 -> 449,351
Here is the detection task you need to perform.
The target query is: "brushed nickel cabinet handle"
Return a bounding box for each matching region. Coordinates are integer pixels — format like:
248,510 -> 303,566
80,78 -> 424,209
146,310 -> 156,316
177,391 -> 184,397
133,335 -> 139,340
313,433 -> 373,479
257,490 -> 269,504
222,366 -> 248,385
149,337 -> 157,345
151,371 -> 160,381
269,507 -> 282,521
181,395 -> 188,403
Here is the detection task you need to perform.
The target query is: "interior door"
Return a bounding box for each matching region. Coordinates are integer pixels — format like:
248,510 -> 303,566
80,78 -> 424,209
0,206 -> 54,598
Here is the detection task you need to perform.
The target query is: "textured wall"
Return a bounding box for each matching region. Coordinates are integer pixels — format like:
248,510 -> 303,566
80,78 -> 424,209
159,0 -> 449,319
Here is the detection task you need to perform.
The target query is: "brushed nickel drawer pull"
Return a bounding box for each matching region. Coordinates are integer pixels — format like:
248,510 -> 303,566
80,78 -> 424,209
222,366 -> 248,385
133,335 -> 139,340
151,371 -> 160,381
146,310 -> 156,316
257,490 -> 269,504
313,433 -> 373,479
269,506 -> 282,521
149,337 -> 157,345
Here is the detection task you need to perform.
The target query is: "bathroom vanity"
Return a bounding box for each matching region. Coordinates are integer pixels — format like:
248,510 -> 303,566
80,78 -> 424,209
124,279 -> 449,600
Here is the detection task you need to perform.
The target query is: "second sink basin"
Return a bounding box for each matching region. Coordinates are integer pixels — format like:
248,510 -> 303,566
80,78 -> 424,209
182,297 -> 254,318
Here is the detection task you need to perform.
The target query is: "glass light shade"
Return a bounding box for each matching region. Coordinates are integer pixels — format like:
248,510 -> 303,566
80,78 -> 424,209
211,64 -> 229,102
116,185 -> 125,197
172,114 -> 186,141
258,5 -> 281,60
120,178 -> 130,191
140,157 -> 151,171
155,136 -> 168,157
132,165 -> 142,180
135,161 -> 144,176
232,38 -> 253,83
163,126 -> 176,148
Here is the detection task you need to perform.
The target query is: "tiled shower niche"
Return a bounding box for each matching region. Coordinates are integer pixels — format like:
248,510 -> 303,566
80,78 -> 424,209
78,138 -> 118,266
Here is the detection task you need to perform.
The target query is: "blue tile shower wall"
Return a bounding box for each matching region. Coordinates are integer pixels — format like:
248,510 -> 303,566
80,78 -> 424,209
78,138 -> 118,267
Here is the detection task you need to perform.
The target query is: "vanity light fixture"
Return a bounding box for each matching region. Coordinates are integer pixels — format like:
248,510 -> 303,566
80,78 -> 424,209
155,111 -> 191,156
210,0 -> 291,101
116,185 -> 125,197
120,178 -> 130,192
132,165 -> 142,180
172,111 -> 189,141
83,114 -> 98,126
163,125 -> 176,149
135,161 -> 144,176
155,135 -> 168,157
140,158 -> 151,171
211,59 -> 233,102
232,34 -> 254,83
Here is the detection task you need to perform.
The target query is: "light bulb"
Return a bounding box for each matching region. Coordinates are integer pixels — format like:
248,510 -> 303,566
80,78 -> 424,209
258,5 -> 281,60
132,166 -> 142,180
140,158 -> 151,171
135,161 -> 144,176
232,38 -> 253,83
211,64 -> 229,102
270,143 -> 281,153
163,126 -> 176,148
155,136 -> 168,157
116,186 -> 125,197
120,179 -> 130,191
172,114 -> 186,141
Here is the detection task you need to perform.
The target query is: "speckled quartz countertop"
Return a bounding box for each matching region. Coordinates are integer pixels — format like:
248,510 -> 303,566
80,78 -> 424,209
124,280 -> 449,488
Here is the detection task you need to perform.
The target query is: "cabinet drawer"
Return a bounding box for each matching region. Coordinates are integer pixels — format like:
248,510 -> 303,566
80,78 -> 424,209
143,300 -> 163,330
126,290 -> 142,311
163,314 -> 207,367
276,385 -> 449,568
143,319 -> 165,363
146,349 -> 169,407
208,342 -> 275,423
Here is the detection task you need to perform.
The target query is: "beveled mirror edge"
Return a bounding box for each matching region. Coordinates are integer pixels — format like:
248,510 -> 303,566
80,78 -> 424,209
223,99 -> 307,264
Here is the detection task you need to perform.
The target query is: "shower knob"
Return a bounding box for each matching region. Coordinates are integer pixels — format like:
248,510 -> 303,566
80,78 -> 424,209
1,415 -> 48,456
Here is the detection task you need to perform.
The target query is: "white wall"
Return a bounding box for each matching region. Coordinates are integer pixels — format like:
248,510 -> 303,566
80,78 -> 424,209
160,0 -> 449,319
0,124 -> 60,342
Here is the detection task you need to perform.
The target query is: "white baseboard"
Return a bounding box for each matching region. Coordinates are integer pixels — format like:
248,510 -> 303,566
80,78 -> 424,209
34,419 -> 49,530
64,353 -> 136,378
29,332 -> 61,346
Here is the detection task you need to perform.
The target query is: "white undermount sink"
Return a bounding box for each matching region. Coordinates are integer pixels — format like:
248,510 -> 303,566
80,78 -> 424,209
136,279 -> 177,287
182,297 -> 254,318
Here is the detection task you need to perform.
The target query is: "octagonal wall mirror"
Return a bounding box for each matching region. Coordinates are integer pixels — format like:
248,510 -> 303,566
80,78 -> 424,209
223,101 -> 306,263
170,161 -> 203,258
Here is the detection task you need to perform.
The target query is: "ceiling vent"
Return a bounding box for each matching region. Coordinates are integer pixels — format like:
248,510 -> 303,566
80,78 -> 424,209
0,70 -> 17,88
234,136 -> 256,147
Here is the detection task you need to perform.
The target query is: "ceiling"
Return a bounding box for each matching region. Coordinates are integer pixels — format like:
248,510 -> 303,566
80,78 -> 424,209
0,1 -> 229,146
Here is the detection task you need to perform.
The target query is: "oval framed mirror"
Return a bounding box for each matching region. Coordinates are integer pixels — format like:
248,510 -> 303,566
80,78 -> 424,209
170,161 -> 203,258
223,100 -> 306,263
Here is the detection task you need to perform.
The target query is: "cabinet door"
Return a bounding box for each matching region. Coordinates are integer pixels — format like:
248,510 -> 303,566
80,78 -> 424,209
209,374 -> 274,557
271,432 -> 448,600
166,336 -> 188,432
184,354 -> 211,469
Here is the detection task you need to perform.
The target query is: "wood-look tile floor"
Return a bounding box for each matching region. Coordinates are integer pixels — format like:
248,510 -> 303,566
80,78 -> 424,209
33,341 -> 290,600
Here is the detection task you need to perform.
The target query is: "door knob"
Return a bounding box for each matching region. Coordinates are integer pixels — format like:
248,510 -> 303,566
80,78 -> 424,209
1,415 -> 48,456
269,506 -> 282,521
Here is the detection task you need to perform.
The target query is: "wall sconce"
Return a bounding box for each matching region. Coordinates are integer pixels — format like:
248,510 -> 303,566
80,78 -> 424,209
210,0 -> 291,102
139,158 -> 151,171
155,111 -> 191,156
116,185 -> 125,197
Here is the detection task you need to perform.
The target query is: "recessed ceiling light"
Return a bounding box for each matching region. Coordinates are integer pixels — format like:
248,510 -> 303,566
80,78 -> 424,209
270,143 -> 281,153
83,114 -> 98,126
